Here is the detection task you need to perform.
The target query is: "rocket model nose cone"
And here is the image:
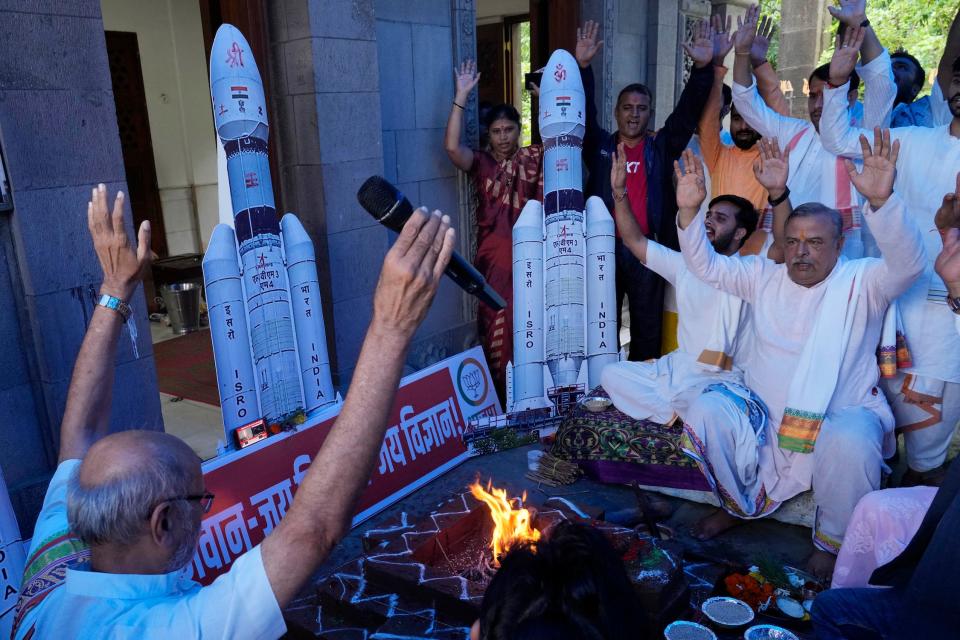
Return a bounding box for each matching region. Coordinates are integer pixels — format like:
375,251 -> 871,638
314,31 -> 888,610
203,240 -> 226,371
203,223 -> 241,282
585,196 -> 614,226
210,23 -> 268,140
280,213 -> 316,265
515,200 -> 543,228
540,49 -> 583,95
538,49 -> 585,138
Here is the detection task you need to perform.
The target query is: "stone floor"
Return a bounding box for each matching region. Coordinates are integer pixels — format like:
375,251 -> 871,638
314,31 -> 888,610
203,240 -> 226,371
282,444 -> 817,639
150,320 -> 225,460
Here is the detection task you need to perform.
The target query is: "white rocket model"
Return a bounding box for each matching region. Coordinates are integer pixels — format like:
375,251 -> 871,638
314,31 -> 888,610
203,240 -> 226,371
204,24 -> 337,446
506,50 -> 618,412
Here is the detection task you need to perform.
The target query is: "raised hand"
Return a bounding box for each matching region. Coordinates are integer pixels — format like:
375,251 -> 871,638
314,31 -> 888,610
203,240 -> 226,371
751,15 -> 776,66
827,0 -> 868,27
674,149 -> 708,211
829,24 -> 865,87
454,60 -> 480,102
935,172 -> 960,231
733,4 -> 760,54
575,20 -> 604,68
844,127 -> 900,210
711,14 -> 734,66
752,137 -> 791,195
373,209 -> 455,339
936,228 -> 960,298
88,184 -> 151,301
611,142 -> 627,192
683,19 -> 715,69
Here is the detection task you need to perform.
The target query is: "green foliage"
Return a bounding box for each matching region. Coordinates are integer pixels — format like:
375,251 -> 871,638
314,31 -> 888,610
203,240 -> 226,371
760,0 -> 783,68
520,21 -> 533,147
816,0 -> 957,96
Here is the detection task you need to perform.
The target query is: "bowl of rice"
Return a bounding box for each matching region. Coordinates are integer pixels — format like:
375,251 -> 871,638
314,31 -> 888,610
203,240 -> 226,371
662,620 -> 717,640
701,596 -> 755,628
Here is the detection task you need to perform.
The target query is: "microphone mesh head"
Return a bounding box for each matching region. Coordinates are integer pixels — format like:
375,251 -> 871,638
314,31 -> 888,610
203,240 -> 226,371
357,175 -> 400,220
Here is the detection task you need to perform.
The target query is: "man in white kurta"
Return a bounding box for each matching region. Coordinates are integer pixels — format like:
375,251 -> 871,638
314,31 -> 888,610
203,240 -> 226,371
674,136 -> 925,569
819,55 -> 960,484
730,9 -> 895,259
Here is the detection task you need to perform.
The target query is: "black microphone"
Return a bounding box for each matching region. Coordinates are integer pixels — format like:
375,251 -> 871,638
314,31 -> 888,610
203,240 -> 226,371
357,175 -> 506,311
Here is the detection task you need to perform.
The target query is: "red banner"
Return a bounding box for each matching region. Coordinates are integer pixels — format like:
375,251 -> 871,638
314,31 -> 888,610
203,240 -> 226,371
190,346 -> 499,584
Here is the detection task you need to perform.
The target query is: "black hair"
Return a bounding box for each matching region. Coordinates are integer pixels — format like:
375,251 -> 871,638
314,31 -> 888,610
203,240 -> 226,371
478,521 -> 643,640
616,83 -> 653,106
810,63 -> 860,95
891,49 -> 927,87
721,83 -> 733,109
952,54 -> 960,74
788,203 -> 844,240
484,103 -> 521,129
710,195 -> 759,236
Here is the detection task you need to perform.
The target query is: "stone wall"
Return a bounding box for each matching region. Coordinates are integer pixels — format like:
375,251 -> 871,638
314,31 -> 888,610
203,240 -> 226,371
0,0 -> 162,530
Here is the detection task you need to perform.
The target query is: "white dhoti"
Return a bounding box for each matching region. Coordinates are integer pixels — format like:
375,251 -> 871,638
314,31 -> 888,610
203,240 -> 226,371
601,351 -> 741,423
683,383 -> 887,554
881,372 -> 960,473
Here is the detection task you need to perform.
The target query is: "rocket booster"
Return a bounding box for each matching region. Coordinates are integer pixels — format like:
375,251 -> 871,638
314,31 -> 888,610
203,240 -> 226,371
507,49 -> 618,412
540,50 -> 586,387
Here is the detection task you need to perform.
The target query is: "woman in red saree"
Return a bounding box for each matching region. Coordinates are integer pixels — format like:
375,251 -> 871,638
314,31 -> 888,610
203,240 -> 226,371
445,60 -> 543,402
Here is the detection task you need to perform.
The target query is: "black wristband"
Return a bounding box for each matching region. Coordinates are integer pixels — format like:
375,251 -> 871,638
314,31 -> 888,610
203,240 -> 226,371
453,101 -> 466,110
768,187 -> 790,207
860,18 -> 870,28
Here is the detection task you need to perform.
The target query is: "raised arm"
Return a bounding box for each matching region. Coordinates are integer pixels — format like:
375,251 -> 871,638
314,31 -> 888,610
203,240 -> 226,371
699,15 -> 735,172
675,150 -> 763,301
939,6 -> 960,97
59,185 -> 151,463
444,60 -> 479,171
752,137 -> 792,263
751,14 -> 791,117
658,18 -> 715,160
828,18 -> 895,129
261,210 -> 455,607
828,0 -> 884,64
610,142 -> 648,263
936,226 -> 960,336
845,129 -> 925,300
576,20 -> 605,161
731,6 -> 808,141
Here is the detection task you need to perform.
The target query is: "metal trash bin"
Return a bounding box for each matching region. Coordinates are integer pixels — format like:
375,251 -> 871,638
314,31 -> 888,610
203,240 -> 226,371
161,282 -> 202,334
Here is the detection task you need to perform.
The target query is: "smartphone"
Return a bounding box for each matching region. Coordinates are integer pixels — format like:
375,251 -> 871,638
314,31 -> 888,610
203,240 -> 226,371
525,71 -> 543,91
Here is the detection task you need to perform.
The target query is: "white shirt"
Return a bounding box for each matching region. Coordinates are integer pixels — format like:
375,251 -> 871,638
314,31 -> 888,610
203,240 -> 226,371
819,83 -> 960,383
732,50 -> 896,259
14,461 -> 286,640
677,195 -> 925,499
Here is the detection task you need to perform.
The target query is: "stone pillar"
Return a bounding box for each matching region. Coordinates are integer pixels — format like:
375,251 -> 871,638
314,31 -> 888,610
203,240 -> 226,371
779,0 -> 831,118
0,0 -> 162,530
269,0 -> 476,387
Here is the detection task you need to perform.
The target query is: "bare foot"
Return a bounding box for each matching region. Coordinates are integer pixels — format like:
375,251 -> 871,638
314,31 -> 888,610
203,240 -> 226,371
690,509 -> 741,540
806,549 -> 836,583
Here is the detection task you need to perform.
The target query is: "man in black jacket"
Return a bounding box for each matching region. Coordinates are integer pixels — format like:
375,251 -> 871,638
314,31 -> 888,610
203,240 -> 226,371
576,20 -> 715,361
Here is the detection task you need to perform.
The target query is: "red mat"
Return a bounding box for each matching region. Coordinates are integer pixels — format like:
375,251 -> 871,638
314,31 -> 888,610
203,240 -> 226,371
152,329 -> 221,407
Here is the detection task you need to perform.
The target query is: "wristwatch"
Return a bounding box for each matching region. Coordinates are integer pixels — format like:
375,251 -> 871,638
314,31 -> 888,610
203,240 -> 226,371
97,293 -> 132,321
948,295 -> 960,315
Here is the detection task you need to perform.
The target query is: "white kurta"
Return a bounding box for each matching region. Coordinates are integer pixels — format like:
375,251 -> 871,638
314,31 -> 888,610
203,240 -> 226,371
677,195 -> 925,550
820,81 -> 960,471
601,241 -> 746,422
732,51 -> 896,259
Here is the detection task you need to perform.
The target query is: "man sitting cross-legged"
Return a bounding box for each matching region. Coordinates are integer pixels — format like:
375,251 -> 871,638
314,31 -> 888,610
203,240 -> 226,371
674,129 -> 925,580
601,137 -> 791,424
12,185 -> 455,639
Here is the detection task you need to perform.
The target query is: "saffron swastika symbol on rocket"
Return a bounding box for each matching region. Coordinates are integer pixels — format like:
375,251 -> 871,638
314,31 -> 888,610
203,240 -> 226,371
244,172 -> 259,188
556,158 -> 568,171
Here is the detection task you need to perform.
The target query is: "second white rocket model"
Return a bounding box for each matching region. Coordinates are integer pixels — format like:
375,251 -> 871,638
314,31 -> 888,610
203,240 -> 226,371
507,50 -> 617,412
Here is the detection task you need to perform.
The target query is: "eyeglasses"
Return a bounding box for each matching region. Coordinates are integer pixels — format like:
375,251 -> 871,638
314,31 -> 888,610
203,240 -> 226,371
164,493 -> 216,514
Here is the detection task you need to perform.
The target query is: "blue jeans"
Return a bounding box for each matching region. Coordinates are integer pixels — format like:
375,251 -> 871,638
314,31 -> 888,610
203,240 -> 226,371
811,587 -> 954,639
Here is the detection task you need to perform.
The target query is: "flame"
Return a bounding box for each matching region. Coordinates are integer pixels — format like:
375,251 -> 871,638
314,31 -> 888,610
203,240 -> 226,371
469,480 -> 541,567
